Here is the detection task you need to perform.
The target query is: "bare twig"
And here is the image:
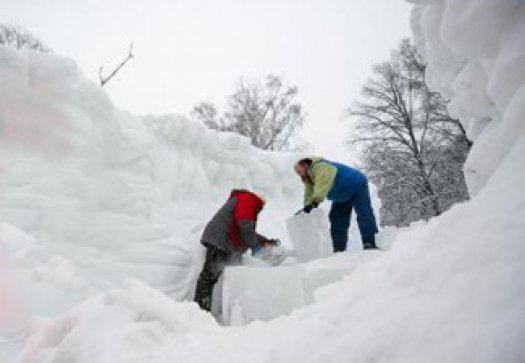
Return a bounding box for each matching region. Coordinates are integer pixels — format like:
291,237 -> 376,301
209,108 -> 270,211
99,42 -> 135,87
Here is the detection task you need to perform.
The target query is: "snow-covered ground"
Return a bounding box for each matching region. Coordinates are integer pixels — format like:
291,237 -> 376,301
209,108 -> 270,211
0,41 -> 307,299
0,43 -> 300,359
0,43 -> 373,361
1,0 -> 525,361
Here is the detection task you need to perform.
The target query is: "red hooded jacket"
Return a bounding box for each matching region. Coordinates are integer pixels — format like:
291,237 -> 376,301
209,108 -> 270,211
200,189 -> 266,253
228,190 -> 264,250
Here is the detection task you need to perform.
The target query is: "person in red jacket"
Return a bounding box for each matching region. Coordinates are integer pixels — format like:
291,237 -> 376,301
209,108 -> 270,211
194,189 -> 276,312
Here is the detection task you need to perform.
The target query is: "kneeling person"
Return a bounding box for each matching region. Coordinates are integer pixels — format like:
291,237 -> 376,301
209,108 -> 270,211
194,189 -> 275,312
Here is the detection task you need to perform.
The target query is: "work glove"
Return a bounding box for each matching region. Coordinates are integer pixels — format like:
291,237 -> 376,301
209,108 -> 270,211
251,244 -> 263,255
264,238 -> 281,247
303,201 -> 319,214
251,245 -> 272,263
252,238 -> 279,256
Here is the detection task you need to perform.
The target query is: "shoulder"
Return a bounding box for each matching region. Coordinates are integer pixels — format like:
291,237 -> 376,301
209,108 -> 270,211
312,161 -> 337,175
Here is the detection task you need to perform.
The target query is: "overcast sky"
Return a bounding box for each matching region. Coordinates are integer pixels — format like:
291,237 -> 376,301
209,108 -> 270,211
2,0 -> 411,162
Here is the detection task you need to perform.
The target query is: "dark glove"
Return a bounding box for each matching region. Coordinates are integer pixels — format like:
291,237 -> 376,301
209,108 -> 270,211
252,238 -> 280,255
303,202 -> 319,214
265,238 -> 281,247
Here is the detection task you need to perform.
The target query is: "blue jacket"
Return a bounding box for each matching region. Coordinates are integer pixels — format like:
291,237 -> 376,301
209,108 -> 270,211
324,160 -> 367,203
303,157 -> 367,204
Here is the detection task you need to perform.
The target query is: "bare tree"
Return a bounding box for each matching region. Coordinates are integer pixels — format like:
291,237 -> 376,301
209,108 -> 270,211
192,75 -> 306,151
348,39 -> 470,226
99,43 -> 134,87
398,39 -> 472,149
192,102 -> 223,131
0,23 -> 51,52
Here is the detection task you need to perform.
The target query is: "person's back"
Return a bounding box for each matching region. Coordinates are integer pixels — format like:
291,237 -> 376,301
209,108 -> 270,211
201,189 -> 265,254
294,157 -> 379,251
201,200 -> 234,249
321,159 -> 367,203
194,189 -> 273,312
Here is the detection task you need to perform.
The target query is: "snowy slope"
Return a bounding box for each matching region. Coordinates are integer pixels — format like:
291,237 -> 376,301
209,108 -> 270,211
2,0 -> 525,361
0,44 -> 304,346
408,0 -> 525,196
15,156 -> 525,363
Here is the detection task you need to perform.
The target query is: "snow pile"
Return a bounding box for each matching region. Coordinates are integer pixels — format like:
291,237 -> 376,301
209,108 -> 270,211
19,280 -> 223,363
409,0 -> 525,195
17,152 -> 525,363
0,44 -> 303,336
2,0 -> 525,360
20,140 -> 524,363
0,41 -> 381,339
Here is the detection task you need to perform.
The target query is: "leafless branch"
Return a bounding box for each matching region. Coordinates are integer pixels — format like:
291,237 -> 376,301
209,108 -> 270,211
347,38 -> 470,226
192,75 -> 305,151
99,42 -> 135,87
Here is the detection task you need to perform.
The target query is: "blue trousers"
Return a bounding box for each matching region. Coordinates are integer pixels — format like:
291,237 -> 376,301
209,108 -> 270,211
329,183 -> 378,252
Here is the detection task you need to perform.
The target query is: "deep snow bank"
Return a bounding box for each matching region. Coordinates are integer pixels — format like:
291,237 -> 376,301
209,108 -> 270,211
0,40 -> 377,351
0,45 -> 380,361
18,150 -> 525,362
408,0 -> 525,195
3,0 -> 525,360
0,44 -> 302,312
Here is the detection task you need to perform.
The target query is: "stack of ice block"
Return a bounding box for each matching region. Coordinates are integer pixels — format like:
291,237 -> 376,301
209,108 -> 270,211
221,265 -> 313,325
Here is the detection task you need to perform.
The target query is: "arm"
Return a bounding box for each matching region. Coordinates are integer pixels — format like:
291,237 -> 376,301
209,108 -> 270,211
233,193 -> 264,250
251,233 -> 274,254
256,233 -> 271,245
237,220 -> 259,250
304,183 -> 315,205
237,222 -> 274,251
311,162 -> 337,204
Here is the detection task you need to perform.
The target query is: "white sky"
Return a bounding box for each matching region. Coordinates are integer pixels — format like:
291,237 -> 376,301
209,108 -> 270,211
2,0 -> 411,162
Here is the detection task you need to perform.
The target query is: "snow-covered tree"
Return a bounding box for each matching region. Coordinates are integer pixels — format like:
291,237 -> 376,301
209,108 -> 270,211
0,23 -> 51,52
192,75 -> 306,151
349,39 -> 470,226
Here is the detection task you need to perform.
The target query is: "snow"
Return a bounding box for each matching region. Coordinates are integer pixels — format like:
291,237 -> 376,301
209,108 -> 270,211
222,265 -> 312,326
0,43 -> 303,299
409,0 -> 525,196
18,280 -> 221,363
0,43 -> 303,361
220,250 -> 383,325
2,0 -> 525,361
286,209 -> 332,262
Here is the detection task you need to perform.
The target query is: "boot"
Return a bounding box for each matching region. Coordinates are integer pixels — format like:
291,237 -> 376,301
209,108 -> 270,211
194,270 -> 217,312
331,231 -> 348,252
362,241 -> 379,250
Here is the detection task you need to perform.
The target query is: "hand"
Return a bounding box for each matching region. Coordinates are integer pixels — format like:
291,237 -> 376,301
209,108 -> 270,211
252,239 -> 279,256
252,244 -> 271,260
263,238 -> 281,247
251,244 -> 263,255
265,238 -> 281,247
303,202 -> 319,214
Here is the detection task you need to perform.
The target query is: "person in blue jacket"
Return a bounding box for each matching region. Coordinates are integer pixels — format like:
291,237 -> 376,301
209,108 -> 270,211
294,156 -> 379,251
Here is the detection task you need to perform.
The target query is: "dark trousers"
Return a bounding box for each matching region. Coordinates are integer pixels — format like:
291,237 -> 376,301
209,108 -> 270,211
194,245 -> 239,312
329,183 -> 378,252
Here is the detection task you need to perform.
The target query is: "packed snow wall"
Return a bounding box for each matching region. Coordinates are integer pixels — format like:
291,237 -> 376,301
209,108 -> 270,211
408,0 -> 525,195
2,1 -> 525,361
0,45 -> 303,307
